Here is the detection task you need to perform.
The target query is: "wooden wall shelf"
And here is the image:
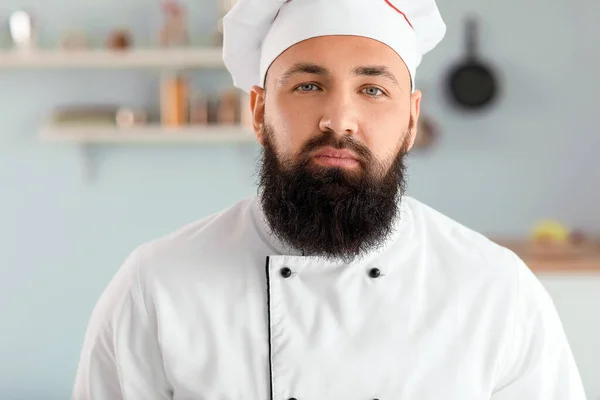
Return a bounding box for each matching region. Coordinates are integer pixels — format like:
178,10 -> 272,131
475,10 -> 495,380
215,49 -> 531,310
40,123 -> 255,144
0,47 -> 225,69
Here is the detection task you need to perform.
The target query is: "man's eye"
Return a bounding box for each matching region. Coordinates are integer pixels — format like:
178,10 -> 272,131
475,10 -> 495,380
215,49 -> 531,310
363,86 -> 385,97
296,83 -> 319,92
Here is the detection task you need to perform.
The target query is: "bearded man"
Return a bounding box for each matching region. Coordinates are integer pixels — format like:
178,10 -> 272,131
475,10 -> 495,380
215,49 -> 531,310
73,0 -> 586,399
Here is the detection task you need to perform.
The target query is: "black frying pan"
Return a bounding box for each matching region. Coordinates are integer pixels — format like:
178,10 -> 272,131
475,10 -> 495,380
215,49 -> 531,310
446,17 -> 499,111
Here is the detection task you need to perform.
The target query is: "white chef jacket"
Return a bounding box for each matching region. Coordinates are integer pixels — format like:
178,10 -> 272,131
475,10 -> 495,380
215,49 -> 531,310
72,196 -> 586,400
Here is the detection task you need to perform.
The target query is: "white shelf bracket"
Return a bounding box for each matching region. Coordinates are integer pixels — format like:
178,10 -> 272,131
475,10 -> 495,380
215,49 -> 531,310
78,143 -> 95,182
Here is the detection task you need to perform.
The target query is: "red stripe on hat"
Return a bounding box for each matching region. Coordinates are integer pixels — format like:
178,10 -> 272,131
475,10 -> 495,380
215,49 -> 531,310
383,0 -> 414,29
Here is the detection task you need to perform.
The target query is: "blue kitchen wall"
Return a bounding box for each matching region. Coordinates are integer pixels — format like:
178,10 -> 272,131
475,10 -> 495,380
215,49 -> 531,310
0,0 -> 597,398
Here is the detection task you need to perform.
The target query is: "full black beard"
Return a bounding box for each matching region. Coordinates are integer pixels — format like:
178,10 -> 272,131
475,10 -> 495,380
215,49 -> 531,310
258,123 -> 410,263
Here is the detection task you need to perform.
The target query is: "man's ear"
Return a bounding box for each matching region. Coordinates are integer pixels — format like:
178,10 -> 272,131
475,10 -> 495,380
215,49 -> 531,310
249,85 -> 266,146
405,89 -> 422,151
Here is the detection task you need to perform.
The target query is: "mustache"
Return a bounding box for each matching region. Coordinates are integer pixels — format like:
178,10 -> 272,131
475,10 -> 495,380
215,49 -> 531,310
297,132 -> 374,167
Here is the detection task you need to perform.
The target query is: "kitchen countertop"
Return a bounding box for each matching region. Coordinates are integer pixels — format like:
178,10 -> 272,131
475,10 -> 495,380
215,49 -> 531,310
492,239 -> 600,273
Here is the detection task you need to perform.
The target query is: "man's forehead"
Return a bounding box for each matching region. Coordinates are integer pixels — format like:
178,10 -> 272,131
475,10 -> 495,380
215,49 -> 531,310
270,36 -> 408,77
267,41 -> 409,90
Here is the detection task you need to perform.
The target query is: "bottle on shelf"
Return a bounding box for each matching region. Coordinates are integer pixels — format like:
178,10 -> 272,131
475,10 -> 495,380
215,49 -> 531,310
190,92 -> 209,126
159,0 -> 189,47
9,10 -> 37,51
160,72 -> 190,127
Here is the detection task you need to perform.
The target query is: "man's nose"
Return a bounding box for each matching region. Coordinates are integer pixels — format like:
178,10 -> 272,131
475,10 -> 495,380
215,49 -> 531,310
318,90 -> 359,136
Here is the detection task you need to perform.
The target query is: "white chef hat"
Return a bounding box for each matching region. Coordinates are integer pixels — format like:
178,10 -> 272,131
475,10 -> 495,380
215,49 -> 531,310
222,0 -> 446,94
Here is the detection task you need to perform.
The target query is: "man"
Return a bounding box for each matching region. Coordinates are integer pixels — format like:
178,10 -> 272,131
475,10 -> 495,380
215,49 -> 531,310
73,0 -> 586,398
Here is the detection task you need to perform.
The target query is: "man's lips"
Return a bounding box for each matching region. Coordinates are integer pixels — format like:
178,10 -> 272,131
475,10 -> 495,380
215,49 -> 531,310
311,147 -> 361,168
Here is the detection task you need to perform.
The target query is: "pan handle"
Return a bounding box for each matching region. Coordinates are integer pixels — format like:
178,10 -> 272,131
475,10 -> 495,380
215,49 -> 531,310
465,16 -> 479,58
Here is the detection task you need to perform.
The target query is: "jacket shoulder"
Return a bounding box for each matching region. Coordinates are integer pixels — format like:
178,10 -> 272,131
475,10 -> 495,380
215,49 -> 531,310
402,196 -> 511,263
129,197 -> 259,276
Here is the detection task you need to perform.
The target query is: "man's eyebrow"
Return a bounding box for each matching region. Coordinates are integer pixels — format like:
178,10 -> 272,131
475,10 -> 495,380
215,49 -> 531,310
278,63 -> 331,86
353,65 -> 400,87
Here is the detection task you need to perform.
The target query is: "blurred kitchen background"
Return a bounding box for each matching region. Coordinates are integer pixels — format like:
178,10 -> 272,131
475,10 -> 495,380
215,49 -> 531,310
0,0 -> 598,398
